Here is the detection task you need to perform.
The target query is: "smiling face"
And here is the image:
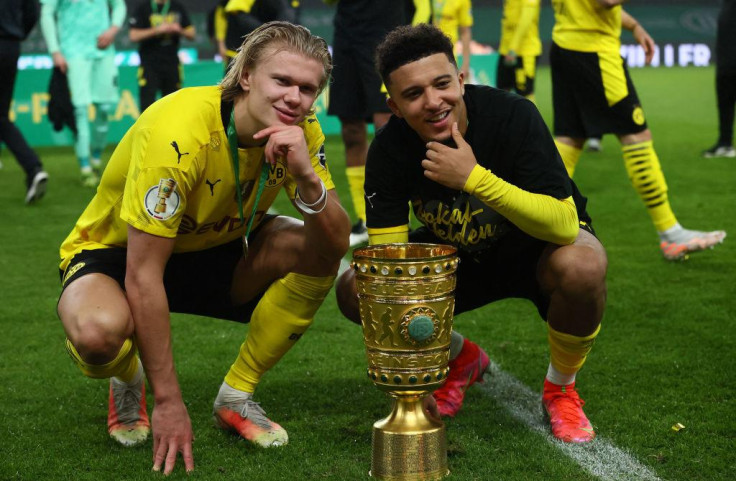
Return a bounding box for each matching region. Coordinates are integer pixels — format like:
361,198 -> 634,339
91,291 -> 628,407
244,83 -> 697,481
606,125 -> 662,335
237,46 -> 324,142
385,53 -> 467,143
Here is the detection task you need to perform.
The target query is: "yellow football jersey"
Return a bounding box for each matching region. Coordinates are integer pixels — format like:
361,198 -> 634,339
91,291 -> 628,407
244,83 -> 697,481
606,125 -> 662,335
499,0 -> 541,57
59,86 -> 333,270
551,0 -> 621,53
432,0 -> 473,45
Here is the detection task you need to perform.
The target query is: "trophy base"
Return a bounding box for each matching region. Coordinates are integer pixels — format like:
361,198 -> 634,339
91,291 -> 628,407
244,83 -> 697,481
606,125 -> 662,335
369,395 -> 449,481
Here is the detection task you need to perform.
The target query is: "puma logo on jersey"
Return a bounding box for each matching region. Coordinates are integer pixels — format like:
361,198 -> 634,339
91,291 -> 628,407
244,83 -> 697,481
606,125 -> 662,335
366,192 -> 377,209
317,144 -> 326,168
170,141 -> 189,163
206,178 -> 221,196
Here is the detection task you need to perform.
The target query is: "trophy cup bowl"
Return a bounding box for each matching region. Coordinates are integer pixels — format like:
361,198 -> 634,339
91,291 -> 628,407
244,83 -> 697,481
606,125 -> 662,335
351,243 -> 459,481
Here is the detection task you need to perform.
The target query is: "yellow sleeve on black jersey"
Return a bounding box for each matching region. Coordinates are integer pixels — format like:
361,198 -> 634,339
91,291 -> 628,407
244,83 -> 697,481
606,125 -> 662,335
464,165 -> 579,245
368,225 -> 410,245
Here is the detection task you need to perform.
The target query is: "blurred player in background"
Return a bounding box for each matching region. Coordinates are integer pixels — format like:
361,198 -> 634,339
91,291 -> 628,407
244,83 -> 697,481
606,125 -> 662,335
702,0 -> 736,158
337,24 -> 608,444
56,22 -> 349,474
219,0 -> 300,69
497,0 -> 541,103
129,0 -> 196,112
40,0 -> 126,187
431,0 -> 473,80
326,0 -> 408,246
0,0 -> 48,203
210,0 -> 230,69
550,0 -> 726,260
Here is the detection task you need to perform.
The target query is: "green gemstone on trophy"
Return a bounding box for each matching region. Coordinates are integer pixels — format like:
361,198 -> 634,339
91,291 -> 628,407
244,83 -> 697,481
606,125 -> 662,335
408,315 -> 435,341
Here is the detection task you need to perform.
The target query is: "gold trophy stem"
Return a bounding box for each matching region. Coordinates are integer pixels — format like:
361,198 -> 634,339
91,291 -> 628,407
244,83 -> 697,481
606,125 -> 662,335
370,394 -> 448,481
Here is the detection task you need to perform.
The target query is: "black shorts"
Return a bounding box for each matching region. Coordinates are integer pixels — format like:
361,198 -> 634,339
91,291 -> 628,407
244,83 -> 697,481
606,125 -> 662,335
496,54 -> 537,97
327,38 -> 391,120
58,216 -> 277,323
408,222 -> 596,320
550,42 -> 648,138
138,62 -> 182,111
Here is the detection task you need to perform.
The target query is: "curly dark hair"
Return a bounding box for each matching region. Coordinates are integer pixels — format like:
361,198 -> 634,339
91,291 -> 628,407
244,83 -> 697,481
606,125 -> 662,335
375,24 -> 457,87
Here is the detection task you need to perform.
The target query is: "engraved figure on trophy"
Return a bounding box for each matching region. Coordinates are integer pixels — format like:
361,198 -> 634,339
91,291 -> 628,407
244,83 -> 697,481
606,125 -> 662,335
378,307 -> 398,347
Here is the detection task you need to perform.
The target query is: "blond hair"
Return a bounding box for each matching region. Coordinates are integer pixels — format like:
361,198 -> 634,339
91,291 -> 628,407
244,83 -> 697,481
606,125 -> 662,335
220,21 -> 332,101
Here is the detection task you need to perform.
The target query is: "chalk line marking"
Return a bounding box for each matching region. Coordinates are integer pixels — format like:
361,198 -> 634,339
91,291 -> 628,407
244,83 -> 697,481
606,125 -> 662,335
476,361 -> 661,481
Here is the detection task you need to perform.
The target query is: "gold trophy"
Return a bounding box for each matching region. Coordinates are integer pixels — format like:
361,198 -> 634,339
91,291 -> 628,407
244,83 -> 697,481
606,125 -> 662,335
351,243 -> 459,481
154,178 -> 176,214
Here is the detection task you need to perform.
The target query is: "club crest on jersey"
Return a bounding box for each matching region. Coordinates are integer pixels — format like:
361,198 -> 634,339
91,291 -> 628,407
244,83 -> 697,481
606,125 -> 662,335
632,106 -> 646,126
145,178 -> 180,220
209,134 -> 221,152
266,159 -> 287,188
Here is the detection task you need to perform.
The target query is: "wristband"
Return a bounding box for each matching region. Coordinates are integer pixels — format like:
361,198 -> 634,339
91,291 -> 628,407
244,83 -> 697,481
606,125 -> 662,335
294,179 -> 327,214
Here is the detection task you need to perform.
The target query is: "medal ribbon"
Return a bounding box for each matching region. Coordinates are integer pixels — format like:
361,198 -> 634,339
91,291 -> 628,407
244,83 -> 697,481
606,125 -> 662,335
227,109 -> 269,257
151,0 -> 171,17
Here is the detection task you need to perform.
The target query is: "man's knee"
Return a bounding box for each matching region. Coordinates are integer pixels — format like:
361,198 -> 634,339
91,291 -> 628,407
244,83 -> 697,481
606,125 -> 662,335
248,216 -> 342,278
543,233 -> 607,301
336,269 -> 361,325
64,310 -> 131,365
553,244 -> 607,301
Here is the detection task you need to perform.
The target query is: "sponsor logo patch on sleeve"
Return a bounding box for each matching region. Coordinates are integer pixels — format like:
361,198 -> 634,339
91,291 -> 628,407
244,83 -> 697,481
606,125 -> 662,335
144,178 -> 180,220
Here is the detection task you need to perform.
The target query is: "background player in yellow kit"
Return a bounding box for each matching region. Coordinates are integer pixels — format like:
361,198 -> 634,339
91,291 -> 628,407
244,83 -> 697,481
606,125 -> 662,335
496,0 -> 541,102
550,0 -> 726,260
431,0 -> 473,80
56,22 -> 350,474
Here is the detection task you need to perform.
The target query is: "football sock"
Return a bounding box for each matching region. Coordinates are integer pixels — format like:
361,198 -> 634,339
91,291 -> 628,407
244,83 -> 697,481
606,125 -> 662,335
74,106 -> 91,168
224,273 -> 336,393
346,166 -> 366,222
547,324 -> 600,379
217,381 -> 253,402
622,141 -> 677,232
65,337 -> 139,382
91,102 -> 114,157
546,363 -> 575,386
449,330 -> 465,360
554,140 -> 582,177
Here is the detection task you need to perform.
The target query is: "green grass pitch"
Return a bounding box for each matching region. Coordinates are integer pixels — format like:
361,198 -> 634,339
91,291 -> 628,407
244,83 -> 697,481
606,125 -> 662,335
0,65 -> 734,480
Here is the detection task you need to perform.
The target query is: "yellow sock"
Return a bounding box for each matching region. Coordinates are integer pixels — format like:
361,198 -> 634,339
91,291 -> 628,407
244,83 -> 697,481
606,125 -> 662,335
224,273 -> 336,392
548,324 -> 600,375
622,141 -> 677,231
346,166 -> 366,222
65,337 -> 139,382
555,140 -> 582,177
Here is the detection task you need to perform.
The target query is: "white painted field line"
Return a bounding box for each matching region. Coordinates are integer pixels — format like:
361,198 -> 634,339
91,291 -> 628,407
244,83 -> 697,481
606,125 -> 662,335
338,257 -> 351,276
477,361 -> 661,481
